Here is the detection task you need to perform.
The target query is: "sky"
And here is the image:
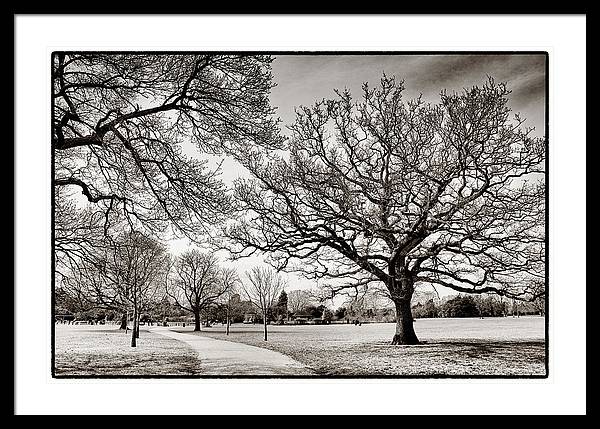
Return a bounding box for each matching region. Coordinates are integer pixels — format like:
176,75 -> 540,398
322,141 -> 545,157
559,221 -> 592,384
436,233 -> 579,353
171,54 -> 547,306
271,54 -> 546,134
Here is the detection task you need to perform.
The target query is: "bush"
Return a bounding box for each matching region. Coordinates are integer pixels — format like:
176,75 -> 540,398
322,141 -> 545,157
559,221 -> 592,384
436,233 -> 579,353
441,295 -> 479,318
334,307 -> 347,320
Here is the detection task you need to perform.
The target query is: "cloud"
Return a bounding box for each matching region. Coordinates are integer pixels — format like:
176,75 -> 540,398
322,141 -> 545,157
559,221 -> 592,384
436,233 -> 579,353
271,54 -> 546,134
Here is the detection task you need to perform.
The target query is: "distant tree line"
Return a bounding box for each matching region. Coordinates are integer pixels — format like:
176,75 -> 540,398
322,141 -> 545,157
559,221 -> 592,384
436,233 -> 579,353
411,293 -> 545,319
57,280 -> 544,333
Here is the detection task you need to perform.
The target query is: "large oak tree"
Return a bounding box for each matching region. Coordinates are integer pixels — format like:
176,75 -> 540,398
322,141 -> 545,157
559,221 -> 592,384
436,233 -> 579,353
227,76 -> 546,344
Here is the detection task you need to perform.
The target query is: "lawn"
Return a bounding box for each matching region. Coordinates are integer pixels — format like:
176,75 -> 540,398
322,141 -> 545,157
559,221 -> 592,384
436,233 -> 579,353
54,324 -> 202,376
178,316 -> 546,376
54,317 -> 546,377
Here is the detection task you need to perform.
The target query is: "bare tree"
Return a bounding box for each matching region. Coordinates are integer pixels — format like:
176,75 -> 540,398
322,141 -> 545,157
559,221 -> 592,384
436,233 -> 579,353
287,289 -> 314,314
227,75 -> 545,344
53,53 -> 282,251
530,280 -> 546,316
105,232 -> 167,345
219,267 -> 240,335
61,231 -> 167,346
58,248 -> 121,320
166,250 -> 231,331
243,267 -> 286,341
54,187 -> 108,284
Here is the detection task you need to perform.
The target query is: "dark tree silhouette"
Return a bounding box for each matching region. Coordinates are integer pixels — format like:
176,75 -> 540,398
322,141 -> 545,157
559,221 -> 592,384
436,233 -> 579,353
227,75 -> 546,344
273,289 -> 288,322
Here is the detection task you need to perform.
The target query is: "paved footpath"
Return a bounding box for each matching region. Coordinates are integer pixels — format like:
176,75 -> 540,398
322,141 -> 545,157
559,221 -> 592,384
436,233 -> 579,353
150,326 -> 313,376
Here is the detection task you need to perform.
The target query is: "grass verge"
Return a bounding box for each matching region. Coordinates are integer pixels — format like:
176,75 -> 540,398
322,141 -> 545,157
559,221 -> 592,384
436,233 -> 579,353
55,325 -> 202,376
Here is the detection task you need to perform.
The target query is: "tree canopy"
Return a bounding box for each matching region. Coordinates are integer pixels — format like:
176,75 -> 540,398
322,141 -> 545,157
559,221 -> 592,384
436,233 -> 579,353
165,249 -> 234,331
53,53 -> 282,243
226,75 -> 545,343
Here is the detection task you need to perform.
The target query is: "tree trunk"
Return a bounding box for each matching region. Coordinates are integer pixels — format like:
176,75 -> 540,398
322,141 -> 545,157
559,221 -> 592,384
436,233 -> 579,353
194,310 -> 201,331
263,312 -> 268,341
391,298 -> 419,345
135,314 -> 140,338
226,307 -> 230,336
119,313 -> 127,330
131,308 -> 137,347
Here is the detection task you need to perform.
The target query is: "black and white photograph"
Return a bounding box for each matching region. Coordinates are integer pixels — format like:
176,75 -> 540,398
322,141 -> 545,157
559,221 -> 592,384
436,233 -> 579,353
52,52 -> 547,378
14,14 -> 587,415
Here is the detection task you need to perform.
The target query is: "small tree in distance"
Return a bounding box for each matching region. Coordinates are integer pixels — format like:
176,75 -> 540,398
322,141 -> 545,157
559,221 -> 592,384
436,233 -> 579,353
243,267 -> 286,341
273,290 -> 289,323
166,250 -> 232,332
220,267 -> 240,335
287,290 -> 313,314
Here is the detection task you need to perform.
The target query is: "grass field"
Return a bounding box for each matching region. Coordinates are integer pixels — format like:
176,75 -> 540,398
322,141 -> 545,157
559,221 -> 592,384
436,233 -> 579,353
178,316 -> 546,376
55,317 -> 546,377
54,324 -> 202,376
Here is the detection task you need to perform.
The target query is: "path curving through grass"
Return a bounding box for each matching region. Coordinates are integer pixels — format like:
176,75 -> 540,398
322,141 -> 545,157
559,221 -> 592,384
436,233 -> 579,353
151,326 -> 313,376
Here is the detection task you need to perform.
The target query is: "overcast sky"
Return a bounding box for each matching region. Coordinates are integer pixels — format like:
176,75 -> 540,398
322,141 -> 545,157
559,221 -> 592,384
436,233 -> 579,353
270,54 -> 546,133
173,53 -> 547,304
